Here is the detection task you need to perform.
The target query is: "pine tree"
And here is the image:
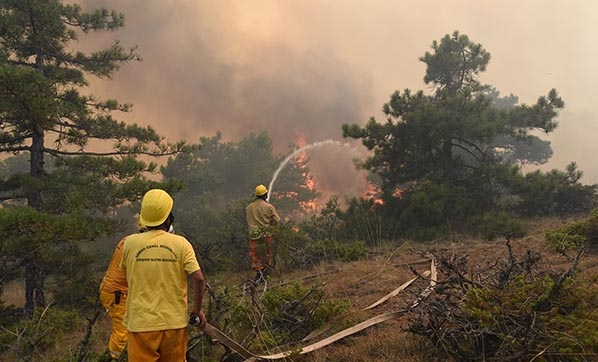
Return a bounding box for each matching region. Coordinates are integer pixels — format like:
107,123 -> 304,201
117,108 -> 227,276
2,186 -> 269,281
0,0 -> 185,316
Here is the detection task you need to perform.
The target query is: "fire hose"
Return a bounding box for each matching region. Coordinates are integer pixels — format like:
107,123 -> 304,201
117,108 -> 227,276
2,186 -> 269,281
191,257 -> 437,361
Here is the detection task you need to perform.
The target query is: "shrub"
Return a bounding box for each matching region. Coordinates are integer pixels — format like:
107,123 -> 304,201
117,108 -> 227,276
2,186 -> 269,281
305,239 -> 367,263
515,163 -> 597,217
545,208 -> 598,254
473,211 -> 528,240
408,240 -> 598,361
0,305 -> 83,361
188,281 -> 348,361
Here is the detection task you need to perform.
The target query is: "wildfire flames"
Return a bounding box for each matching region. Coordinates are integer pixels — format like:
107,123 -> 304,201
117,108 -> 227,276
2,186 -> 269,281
364,180 -> 384,205
288,134 -> 382,213
294,134 -> 318,212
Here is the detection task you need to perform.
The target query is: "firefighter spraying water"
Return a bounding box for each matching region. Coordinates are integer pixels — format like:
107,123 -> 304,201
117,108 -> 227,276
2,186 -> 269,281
246,185 -> 281,283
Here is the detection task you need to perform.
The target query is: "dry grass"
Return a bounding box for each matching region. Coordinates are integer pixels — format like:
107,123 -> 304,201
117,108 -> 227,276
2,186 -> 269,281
4,213 -> 597,361
278,247 -> 444,362
2,279 -> 25,306
256,213 -> 598,362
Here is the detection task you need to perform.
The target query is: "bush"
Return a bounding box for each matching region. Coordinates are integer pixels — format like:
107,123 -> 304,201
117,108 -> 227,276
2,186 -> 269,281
188,281 -> 348,361
545,208 -> 598,254
0,305 -> 83,361
337,197 -> 403,245
305,239 -> 367,263
408,240 -> 598,361
473,211 -> 528,240
515,163 -> 597,217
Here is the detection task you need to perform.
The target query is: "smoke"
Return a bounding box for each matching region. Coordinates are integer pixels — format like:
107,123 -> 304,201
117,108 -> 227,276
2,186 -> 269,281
80,0 -> 598,198
82,0 -> 371,141
81,0 -> 373,202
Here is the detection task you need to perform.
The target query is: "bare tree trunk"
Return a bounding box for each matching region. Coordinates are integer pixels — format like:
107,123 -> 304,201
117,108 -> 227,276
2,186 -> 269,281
28,122 -> 44,208
24,109 -> 46,318
24,254 -> 45,318
77,309 -> 101,362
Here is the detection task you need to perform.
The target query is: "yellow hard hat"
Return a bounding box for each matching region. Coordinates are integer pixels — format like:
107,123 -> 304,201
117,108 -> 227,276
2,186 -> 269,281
139,189 -> 174,227
255,184 -> 268,197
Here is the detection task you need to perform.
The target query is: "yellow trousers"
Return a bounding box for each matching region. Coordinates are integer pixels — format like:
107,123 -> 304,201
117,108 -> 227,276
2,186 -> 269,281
99,290 -> 128,359
127,328 -> 187,362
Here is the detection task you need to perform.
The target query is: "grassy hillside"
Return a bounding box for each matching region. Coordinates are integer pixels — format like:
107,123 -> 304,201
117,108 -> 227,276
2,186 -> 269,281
188,214 -> 597,362
2,214 -> 597,361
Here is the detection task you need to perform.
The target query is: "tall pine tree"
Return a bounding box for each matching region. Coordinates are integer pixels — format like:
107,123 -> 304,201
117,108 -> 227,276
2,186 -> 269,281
0,0 -> 185,316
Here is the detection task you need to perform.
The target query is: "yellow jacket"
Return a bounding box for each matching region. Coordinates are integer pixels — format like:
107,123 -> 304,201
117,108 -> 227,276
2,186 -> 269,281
246,198 -> 281,239
120,230 -> 201,332
99,238 -> 128,294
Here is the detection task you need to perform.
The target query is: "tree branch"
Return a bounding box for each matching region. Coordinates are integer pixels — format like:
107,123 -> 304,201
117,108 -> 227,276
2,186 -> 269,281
43,147 -> 179,157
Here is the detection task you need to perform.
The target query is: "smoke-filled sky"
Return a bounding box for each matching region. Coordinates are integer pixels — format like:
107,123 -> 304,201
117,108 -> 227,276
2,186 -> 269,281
82,0 -> 598,200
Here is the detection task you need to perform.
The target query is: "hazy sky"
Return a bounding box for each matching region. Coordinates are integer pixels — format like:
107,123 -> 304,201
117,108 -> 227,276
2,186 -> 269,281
82,1 -> 598,200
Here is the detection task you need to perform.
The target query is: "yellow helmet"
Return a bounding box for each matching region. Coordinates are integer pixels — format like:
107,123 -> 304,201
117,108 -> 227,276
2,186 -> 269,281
139,189 -> 174,227
255,184 -> 268,197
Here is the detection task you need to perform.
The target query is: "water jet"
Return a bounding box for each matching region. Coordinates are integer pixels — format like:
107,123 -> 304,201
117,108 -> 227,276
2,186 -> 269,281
267,139 -> 347,202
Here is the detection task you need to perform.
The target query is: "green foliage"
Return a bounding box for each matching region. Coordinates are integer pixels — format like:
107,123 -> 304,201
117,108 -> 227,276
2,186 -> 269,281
272,222 -> 312,270
0,0 -> 183,173
336,197 -> 402,245
0,206 -> 109,262
181,195 -> 250,273
514,162 -> 597,216
187,281 -> 348,361
259,282 -> 348,343
462,274 -> 598,359
473,211 -> 528,241
162,132 -> 318,273
300,194 -> 343,241
397,182 -> 474,240
271,195 -> 369,269
0,207 -> 116,314
0,302 -> 20,329
304,239 -> 367,263
0,305 -> 82,361
545,209 -> 598,254
0,0 -> 189,203
342,31 -> 578,237
420,31 -> 491,94
486,87 -> 554,166
162,132 -> 317,218
0,153 -> 29,181
410,241 -> 598,361
276,230 -> 368,272
0,0 -> 187,315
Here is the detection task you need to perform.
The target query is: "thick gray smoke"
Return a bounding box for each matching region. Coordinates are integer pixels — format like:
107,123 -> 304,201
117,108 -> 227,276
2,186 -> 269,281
81,0 -> 374,203
81,1 -> 598,199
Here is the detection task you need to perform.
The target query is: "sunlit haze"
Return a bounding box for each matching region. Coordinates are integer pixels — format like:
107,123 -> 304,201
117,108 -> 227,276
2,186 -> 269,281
81,0 -> 598,202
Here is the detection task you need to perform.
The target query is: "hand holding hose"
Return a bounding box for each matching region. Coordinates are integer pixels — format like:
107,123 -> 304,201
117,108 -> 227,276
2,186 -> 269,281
189,310 -> 207,330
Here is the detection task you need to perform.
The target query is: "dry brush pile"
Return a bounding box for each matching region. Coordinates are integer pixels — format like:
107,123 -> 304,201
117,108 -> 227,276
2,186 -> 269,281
407,237 -> 598,361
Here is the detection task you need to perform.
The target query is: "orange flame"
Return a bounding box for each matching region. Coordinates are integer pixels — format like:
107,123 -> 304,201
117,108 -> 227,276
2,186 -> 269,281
365,183 -> 384,205
291,133 -> 386,212
293,133 -> 318,212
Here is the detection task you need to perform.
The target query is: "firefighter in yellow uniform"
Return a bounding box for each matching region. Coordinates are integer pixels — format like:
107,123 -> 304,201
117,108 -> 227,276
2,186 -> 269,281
99,237 -> 129,359
121,189 -> 207,362
245,184 -> 281,281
